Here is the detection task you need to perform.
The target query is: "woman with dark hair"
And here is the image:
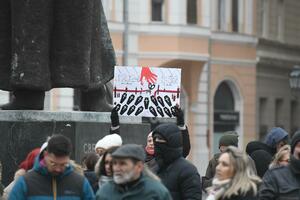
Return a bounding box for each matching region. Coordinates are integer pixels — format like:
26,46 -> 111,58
82,153 -> 99,193
96,146 -> 119,189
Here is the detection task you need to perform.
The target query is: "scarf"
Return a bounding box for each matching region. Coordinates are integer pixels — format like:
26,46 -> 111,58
98,175 -> 113,188
206,178 -> 231,200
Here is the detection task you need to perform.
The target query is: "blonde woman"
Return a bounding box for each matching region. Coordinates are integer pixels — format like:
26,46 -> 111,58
269,145 -> 290,169
206,146 -> 261,200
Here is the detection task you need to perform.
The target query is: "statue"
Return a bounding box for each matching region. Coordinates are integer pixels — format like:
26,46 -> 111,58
0,0 -> 115,111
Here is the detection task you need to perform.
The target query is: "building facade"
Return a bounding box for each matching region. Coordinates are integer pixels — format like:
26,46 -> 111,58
1,0 -> 300,174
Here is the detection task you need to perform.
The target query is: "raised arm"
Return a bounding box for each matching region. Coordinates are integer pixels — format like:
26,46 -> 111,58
110,107 -> 120,135
174,106 -> 191,157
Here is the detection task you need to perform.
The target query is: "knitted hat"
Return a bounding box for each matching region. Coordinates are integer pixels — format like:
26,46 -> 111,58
112,144 -> 146,161
250,149 -> 272,178
219,131 -> 239,148
264,127 -> 288,148
94,134 -> 122,151
291,131 -> 300,154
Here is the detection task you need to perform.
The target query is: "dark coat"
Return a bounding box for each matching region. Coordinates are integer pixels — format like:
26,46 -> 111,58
222,190 -> 258,200
202,153 -> 221,189
146,126 -> 191,173
153,123 -> 202,200
0,0 -> 115,91
259,162 -> 300,200
96,174 -> 172,200
84,170 -> 99,194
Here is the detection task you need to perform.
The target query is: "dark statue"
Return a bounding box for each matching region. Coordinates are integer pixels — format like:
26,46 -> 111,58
0,0 -> 115,111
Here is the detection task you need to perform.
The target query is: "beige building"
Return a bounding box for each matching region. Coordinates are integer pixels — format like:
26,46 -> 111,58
1,0 -> 300,174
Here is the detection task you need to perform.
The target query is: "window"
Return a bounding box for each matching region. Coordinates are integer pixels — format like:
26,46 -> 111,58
214,82 -> 235,111
259,98 -> 268,140
275,98 -> 284,127
152,0 -> 164,22
218,0 -> 226,30
232,0 -> 239,32
187,0 -> 197,24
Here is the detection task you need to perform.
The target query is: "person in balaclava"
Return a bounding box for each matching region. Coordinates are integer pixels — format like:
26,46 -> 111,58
152,123 -> 202,200
145,106 -> 191,173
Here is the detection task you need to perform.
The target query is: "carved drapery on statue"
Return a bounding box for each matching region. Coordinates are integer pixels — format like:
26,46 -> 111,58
0,0 -> 115,91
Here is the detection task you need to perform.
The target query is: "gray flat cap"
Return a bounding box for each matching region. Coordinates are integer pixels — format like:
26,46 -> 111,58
112,144 -> 146,161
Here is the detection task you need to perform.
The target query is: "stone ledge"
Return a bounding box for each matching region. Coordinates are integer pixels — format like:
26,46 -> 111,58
0,110 -> 142,123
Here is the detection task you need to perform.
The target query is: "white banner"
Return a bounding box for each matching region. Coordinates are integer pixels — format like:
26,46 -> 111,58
113,66 -> 181,118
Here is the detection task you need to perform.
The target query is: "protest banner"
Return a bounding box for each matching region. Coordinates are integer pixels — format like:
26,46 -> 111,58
113,66 -> 181,118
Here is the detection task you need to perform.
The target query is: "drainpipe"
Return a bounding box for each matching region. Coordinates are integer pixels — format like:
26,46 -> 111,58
207,1 -> 212,156
123,0 -> 129,66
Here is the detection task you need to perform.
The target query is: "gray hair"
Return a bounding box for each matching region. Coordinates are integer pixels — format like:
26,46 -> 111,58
222,146 -> 261,198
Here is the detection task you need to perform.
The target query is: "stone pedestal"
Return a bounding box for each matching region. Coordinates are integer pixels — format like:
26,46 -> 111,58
0,111 -> 150,186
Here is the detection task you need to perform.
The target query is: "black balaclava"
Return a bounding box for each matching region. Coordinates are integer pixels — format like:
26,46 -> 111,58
290,131 -> 300,175
153,123 -> 183,169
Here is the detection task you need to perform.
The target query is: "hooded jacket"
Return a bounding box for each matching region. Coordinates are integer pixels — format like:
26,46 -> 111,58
153,123 -> 202,200
145,126 -> 191,173
259,156 -> 300,200
264,127 -> 288,149
8,155 -> 95,200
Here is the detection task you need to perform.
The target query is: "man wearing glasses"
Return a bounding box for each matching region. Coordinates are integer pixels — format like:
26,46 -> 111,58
9,135 -> 95,200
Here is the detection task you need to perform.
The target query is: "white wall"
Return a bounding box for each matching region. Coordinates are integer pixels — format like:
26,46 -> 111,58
202,0 -> 211,27
168,0 -> 187,25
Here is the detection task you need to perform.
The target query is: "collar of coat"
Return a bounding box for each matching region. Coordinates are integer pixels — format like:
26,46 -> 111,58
33,154 -> 73,179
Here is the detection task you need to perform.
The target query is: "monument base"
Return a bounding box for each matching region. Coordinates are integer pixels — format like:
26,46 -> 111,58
0,111 -> 150,186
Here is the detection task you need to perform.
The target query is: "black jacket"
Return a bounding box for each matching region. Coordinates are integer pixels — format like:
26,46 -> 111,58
153,123 -> 202,200
146,126 -> 191,173
259,162 -> 300,200
222,190 -> 258,200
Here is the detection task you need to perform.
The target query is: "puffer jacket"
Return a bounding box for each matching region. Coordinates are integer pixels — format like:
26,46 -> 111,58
153,123 -> 202,200
259,156 -> 300,200
8,156 -> 94,200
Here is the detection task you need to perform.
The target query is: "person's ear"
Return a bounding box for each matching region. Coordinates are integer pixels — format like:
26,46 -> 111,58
136,161 -> 144,172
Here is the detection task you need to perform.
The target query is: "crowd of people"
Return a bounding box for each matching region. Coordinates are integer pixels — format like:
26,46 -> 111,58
2,107 -> 300,200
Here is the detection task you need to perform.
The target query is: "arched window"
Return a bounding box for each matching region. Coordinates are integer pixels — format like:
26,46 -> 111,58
214,82 -> 234,111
